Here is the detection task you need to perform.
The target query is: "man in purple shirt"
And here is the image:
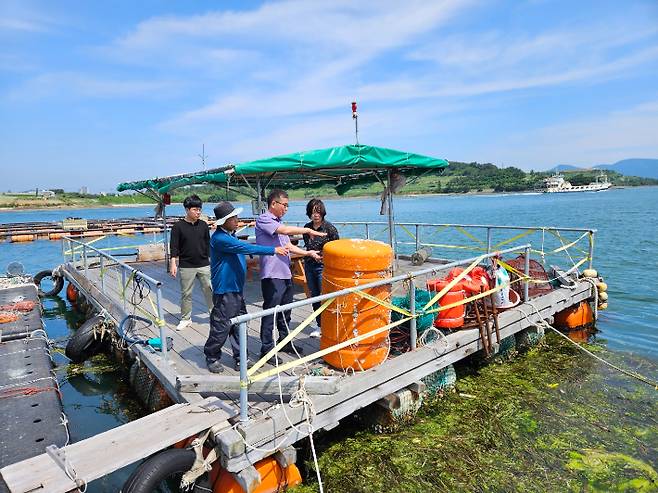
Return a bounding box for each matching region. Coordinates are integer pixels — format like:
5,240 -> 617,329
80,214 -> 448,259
256,189 -> 325,360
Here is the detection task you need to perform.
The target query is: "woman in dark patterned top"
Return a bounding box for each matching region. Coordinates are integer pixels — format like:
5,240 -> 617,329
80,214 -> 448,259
303,199 -> 339,336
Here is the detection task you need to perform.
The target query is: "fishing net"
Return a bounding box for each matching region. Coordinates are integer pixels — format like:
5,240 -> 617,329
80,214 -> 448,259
422,364 -> 457,396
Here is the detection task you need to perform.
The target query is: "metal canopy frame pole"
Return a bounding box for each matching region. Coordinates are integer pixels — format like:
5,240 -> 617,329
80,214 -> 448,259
161,197 -> 170,274
387,169 -> 397,255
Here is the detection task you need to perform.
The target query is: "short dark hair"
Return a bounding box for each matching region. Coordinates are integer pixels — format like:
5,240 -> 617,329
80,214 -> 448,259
306,198 -> 326,219
183,194 -> 203,209
267,189 -> 288,207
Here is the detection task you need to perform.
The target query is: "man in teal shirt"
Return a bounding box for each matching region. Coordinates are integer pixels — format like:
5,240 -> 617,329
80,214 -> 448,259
205,201 -> 288,373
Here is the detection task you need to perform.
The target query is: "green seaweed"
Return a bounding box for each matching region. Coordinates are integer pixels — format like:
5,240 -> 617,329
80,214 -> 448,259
293,334 -> 658,493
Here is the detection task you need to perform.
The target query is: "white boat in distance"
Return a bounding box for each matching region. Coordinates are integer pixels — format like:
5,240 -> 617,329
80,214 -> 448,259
542,172 -> 612,193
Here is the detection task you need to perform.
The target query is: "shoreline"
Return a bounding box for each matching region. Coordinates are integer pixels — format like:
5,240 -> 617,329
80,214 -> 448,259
1,184 -> 656,212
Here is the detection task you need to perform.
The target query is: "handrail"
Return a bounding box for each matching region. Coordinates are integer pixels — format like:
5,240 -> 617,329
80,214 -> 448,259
233,243 -> 532,422
62,235 -> 168,360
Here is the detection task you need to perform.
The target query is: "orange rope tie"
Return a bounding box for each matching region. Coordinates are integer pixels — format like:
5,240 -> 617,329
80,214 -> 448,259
0,386 -> 62,400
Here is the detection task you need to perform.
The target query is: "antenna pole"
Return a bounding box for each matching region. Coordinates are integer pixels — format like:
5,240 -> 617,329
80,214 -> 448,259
351,101 -> 359,146
199,144 -> 208,171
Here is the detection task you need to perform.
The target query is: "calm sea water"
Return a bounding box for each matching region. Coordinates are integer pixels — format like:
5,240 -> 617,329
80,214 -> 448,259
0,187 -> 656,490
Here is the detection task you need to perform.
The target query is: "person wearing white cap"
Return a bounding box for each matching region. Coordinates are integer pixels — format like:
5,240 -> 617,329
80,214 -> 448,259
204,201 -> 289,373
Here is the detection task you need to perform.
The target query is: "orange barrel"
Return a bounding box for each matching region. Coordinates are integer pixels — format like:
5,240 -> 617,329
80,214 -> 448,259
320,239 -> 393,370
426,279 -> 466,329
213,457 -> 302,493
11,234 -> 35,242
554,301 -> 594,329
49,232 -> 64,240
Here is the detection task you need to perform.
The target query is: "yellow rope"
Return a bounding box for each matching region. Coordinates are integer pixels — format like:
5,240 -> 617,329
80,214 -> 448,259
248,298 -> 333,376
455,226 -> 485,246
399,224 -> 417,242
423,255 -> 486,310
249,317 -> 411,382
492,229 -> 536,249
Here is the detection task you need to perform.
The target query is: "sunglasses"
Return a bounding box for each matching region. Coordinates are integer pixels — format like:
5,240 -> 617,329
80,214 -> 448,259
275,200 -> 289,208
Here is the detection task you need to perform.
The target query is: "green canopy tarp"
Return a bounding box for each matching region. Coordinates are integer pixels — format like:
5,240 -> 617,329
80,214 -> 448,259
116,144 -> 448,194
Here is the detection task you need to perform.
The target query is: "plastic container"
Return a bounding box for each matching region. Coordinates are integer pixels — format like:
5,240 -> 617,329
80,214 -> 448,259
320,239 -> 393,370
426,279 -> 465,329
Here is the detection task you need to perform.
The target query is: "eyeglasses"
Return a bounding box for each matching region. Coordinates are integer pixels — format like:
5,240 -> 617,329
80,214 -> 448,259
275,200 -> 289,208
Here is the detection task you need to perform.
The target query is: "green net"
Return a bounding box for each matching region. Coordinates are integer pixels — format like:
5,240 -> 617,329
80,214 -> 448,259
391,289 -> 436,332
422,365 -> 457,395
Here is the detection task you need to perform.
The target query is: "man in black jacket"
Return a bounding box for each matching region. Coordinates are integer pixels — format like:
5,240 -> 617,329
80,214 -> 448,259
169,194 -> 214,330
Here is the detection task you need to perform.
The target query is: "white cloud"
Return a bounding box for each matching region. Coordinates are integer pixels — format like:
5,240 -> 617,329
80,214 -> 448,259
7,72 -> 179,100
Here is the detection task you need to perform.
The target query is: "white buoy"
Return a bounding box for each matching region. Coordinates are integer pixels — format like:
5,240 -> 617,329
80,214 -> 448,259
597,282 -> 608,292
598,302 -> 608,310
598,292 -> 608,302
583,268 -> 598,278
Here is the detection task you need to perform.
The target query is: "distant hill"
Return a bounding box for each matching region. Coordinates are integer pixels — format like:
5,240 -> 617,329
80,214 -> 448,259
551,165 -> 582,172
550,158 -> 658,179
594,159 -> 658,179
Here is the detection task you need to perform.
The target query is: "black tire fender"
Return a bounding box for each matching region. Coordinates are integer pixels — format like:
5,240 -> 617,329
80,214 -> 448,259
34,269 -> 64,297
65,315 -> 107,362
121,449 -> 196,493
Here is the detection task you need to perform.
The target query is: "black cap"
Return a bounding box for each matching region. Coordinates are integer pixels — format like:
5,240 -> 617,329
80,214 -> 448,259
213,201 -> 243,226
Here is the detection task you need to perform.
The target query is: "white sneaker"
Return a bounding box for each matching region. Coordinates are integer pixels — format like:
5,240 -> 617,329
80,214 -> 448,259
309,324 -> 321,338
176,319 -> 192,331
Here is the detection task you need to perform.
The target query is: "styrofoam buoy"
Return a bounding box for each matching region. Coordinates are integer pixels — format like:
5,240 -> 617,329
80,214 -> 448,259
598,292 -> 608,302
598,302 -> 608,310
583,268 -> 598,278
597,282 -> 608,292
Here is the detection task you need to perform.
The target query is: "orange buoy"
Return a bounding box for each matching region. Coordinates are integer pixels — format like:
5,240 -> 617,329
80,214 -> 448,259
427,279 -> 466,329
49,232 -> 64,240
554,301 -> 594,329
11,234 -> 35,242
213,457 -> 302,493
66,283 -> 78,303
320,239 -> 393,370
142,227 -> 161,233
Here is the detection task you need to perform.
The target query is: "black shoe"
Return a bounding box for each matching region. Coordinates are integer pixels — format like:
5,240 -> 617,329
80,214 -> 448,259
207,360 -> 224,373
233,359 -> 250,371
281,343 -> 303,356
259,353 -> 277,366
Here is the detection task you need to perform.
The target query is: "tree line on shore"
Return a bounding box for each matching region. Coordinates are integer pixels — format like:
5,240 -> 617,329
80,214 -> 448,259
4,162 -> 658,208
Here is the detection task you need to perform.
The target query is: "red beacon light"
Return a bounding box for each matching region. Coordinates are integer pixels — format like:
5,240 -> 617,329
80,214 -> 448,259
351,101 -> 357,117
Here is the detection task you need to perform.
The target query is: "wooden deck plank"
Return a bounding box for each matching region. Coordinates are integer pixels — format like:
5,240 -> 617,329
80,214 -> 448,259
0,397 -> 235,493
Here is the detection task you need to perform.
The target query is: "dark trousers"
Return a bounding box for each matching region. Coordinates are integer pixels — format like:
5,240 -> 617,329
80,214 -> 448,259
260,278 -> 293,354
304,261 -> 323,326
204,292 -> 246,363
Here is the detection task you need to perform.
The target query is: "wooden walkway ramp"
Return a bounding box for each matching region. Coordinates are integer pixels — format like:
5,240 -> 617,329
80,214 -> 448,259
0,397 -> 236,493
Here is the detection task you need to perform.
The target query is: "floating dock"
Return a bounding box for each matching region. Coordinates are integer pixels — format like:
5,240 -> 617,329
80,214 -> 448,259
0,221 -> 600,492
0,284 -> 69,493
0,217 -> 182,242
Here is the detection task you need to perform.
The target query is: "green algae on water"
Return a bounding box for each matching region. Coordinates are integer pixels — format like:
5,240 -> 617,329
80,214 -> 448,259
293,334 -> 658,493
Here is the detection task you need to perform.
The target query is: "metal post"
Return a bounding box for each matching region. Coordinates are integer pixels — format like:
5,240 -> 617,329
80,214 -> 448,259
238,322 -> 249,423
486,228 -> 492,254
386,169 -> 396,253
156,285 -> 167,360
523,246 -> 530,302
415,224 -> 420,252
83,244 -> 88,277
365,223 -> 370,240
162,200 -> 170,274
121,269 -> 127,312
588,231 -> 594,270
99,256 -> 105,294
409,280 -> 417,350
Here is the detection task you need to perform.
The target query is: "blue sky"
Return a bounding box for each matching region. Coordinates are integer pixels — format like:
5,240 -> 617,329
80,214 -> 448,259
1,0 -> 657,192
